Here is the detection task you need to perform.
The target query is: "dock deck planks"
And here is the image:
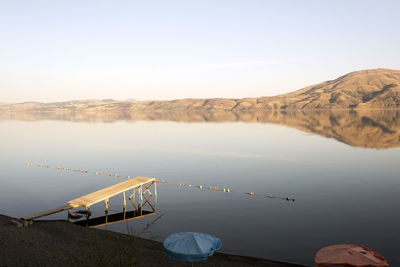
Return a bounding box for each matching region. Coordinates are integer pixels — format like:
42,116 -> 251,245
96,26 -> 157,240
67,176 -> 155,208
22,205 -> 72,221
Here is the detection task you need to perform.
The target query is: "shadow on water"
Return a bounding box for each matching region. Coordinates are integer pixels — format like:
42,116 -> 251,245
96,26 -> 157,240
1,109 -> 400,149
73,209 -> 156,228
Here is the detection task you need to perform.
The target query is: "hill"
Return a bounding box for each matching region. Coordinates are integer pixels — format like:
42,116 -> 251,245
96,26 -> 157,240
274,68 -> 400,109
0,69 -> 399,112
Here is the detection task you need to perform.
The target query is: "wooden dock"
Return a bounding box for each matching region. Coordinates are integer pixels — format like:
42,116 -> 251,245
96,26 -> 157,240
22,176 -> 157,221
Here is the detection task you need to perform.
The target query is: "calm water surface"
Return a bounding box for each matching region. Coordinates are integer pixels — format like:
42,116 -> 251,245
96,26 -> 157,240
1,111 -> 399,266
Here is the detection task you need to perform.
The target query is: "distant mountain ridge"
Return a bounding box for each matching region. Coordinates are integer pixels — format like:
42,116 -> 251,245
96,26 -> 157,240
1,68 -> 400,111
276,68 -> 400,109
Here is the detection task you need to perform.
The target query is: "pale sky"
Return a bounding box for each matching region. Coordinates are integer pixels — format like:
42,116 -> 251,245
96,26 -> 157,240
1,0 -> 400,103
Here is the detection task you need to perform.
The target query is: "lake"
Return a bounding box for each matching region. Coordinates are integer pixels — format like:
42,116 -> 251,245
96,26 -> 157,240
1,110 -> 399,266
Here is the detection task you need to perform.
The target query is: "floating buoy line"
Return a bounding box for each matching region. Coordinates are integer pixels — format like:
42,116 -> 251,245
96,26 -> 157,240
24,162 -> 295,202
178,183 -> 295,201
24,162 -> 167,183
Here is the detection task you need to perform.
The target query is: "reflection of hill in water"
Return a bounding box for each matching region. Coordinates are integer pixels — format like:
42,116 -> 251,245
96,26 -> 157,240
1,110 -> 400,149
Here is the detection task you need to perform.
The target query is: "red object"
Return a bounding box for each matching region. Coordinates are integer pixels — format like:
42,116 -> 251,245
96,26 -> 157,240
315,244 -> 388,267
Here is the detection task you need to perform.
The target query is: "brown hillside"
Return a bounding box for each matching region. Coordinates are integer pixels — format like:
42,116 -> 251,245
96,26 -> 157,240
272,68 -> 400,109
0,69 -> 399,113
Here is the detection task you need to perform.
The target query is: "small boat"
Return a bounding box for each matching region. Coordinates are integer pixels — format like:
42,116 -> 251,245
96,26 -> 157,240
68,210 -> 83,220
75,209 -> 91,216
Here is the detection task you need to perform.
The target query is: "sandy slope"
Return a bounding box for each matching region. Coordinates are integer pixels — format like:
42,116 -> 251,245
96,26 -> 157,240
0,215 -> 307,267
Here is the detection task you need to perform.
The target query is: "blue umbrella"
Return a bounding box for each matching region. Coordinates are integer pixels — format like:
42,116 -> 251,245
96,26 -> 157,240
163,232 -> 222,263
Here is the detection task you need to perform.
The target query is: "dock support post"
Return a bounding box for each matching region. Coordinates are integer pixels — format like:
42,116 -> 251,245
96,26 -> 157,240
141,181 -> 156,212
123,192 -> 126,211
86,206 -> 91,220
104,198 -> 109,213
129,187 -> 140,213
123,192 -> 126,219
140,185 -> 143,215
154,181 -> 157,210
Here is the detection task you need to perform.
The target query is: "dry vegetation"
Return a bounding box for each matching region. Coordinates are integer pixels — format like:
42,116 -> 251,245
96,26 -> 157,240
1,68 -> 400,112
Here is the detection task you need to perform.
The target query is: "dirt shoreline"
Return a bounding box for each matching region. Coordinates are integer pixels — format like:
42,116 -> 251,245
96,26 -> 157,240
0,214 -> 308,267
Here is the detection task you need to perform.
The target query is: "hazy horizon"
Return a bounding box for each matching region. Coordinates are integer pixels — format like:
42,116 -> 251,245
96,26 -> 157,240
3,67 -> 400,105
1,0 -> 400,103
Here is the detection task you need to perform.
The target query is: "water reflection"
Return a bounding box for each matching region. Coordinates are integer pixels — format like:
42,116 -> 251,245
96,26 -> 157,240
1,112 -> 400,266
73,210 -> 156,228
1,109 -> 400,149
